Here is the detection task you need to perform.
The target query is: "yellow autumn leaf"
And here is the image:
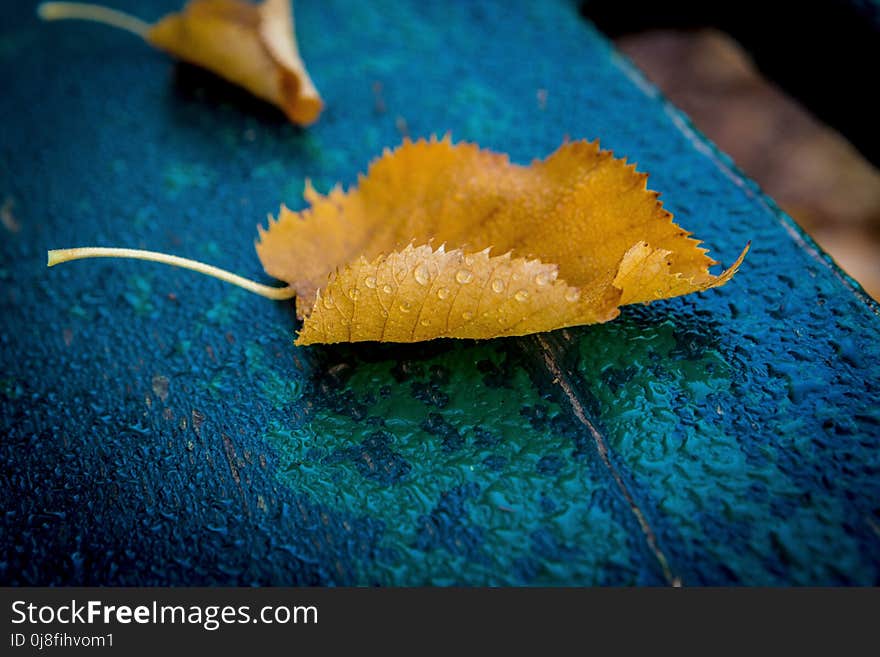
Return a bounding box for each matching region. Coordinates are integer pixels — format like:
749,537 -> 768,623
256,137 -> 748,344
38,0 -> 323,126
47,138 -> 747,345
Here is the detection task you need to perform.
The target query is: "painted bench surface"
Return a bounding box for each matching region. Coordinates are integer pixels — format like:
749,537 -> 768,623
1,0 -> 878,585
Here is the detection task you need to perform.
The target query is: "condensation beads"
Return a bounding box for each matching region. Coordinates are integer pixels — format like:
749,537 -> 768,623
535,271 -> 553,286
414,264 -> 430,285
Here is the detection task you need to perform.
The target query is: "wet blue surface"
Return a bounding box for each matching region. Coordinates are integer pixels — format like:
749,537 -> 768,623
1,0 -> 878,585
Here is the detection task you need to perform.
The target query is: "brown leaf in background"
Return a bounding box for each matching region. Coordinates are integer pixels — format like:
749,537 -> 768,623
147,0 -> 322,125
39,0 -> 323,126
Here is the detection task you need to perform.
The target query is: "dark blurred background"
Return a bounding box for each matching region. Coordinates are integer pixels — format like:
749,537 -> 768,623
582,0 -> 880,299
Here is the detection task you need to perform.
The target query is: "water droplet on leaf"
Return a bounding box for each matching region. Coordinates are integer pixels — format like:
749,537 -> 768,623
414,264 -> 430,286
535,271 -> 553,286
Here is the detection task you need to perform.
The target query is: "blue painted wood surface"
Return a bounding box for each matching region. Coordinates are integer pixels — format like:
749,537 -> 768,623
1,0 -> 878,585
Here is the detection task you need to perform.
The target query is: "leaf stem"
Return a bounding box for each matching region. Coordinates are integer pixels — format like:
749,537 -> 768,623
37,2 -> 151,39
48,247 -> 296,301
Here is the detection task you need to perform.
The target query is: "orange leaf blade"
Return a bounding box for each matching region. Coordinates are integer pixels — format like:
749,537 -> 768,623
295,245 -> 620,345
256,138 -> 748,344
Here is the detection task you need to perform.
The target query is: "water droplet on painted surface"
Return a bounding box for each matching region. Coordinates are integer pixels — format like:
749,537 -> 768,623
456,270 -> 474,284
382,284 -> 393,294
437,287 -> 450,300
420,319 -> 430,327
364,276 -> 377,289
565,289 -> 580,302
347,288 -> 359,301
514,289 -> 529,302
491,279 -> 505,293
399,301 -> 412,313
461,311 -> 474,321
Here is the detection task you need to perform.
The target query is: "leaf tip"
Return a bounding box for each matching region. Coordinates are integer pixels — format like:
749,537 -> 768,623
36,2 -> 56,20
710,241 -> 751,287
287,95 -> 323,127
